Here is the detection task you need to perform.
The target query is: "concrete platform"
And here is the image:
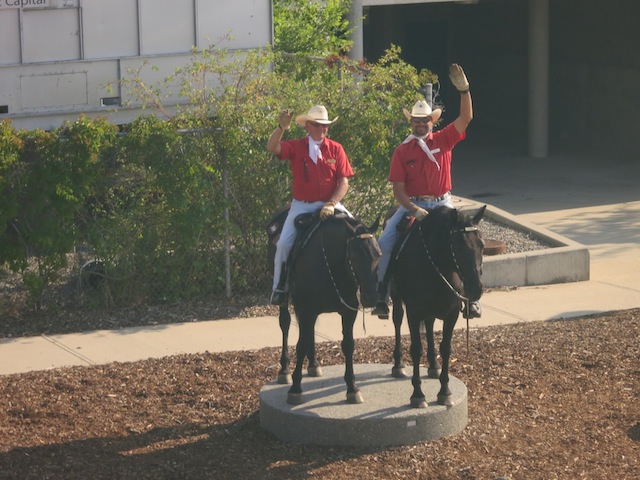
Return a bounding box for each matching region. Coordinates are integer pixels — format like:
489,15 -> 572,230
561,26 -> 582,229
259,364 -> 467,447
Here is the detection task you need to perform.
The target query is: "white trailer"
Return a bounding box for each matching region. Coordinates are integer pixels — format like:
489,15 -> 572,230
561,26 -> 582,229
0,0 -> 273,130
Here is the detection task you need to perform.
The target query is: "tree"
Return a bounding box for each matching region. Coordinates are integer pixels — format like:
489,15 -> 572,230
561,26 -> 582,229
273,0 -> 355,57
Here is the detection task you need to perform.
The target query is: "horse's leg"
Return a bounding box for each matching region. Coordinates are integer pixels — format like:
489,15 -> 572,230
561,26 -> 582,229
306,329 -> 323,377
277,305 -> 292,384
424,317 -> 441,379
391,293 -> 407,378
342,311 -> 363,404
287,314 -> 316,405
437,315 -> 458,406
407,313 -> 427,408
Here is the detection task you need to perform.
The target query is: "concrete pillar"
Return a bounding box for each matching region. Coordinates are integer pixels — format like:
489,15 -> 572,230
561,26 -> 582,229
347,0 -> 364,61
528,0 -> 550,158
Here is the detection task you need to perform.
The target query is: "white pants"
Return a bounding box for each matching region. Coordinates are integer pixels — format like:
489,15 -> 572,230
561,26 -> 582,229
272,199 -> 352,291
376,194 -> 453,284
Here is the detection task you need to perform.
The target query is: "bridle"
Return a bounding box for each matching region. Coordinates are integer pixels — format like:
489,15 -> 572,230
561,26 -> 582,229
415,221 -> 480,303
321,225 -> 377,312
449,224 -> 482,298
414,220 -> 481,351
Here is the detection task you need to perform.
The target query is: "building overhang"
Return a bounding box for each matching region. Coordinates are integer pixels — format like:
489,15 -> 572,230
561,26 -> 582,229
363,0 -> 479,6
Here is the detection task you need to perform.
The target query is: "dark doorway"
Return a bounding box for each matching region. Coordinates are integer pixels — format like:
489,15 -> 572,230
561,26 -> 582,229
363,1 -> 530,151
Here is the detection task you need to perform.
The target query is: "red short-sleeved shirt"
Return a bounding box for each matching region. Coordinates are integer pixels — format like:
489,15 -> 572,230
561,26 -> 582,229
388,123 -> 465,197
278,137 -> 354,202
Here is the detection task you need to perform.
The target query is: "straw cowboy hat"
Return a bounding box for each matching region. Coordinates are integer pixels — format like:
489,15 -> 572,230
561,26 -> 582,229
295,105 -> 339,126
403,100 -> 442,123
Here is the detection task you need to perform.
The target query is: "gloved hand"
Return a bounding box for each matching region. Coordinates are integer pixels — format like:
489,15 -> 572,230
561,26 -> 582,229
449,63 -> 469,92
319,200 -> 336,220
411,206 -> 429,222
279,109 -> 293,130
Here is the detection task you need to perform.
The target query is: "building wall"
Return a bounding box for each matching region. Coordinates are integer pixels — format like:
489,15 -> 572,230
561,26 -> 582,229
363,0 -> 640,155
549,0 -> 640,154
0,0 -> 273,130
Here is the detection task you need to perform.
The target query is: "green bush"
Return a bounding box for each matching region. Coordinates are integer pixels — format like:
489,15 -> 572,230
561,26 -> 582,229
0,117 -> 117,310
1,40 -> 439,314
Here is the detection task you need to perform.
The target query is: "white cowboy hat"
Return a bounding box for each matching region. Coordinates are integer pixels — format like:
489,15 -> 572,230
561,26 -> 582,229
295,105 -> 339,126
403,99 -> 442,123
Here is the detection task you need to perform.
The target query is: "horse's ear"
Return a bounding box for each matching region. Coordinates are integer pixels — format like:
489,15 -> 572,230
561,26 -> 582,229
472,205 -> 487,225
449,207 -> 461,224
369,216 -> 381,234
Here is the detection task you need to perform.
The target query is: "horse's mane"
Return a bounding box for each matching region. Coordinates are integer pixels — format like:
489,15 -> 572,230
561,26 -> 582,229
420,206 -> 455,239
291,213 -> 357,271
385,206 -> 455,283
341,215 -> 370,233
422,205 -> 454,229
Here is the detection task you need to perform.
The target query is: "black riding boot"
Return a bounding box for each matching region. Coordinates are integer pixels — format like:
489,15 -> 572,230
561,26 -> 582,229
371,281 -> 390,319
270,262 -> 288,306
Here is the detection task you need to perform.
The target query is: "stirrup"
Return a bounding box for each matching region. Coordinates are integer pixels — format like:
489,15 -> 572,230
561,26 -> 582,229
371,301 -> 389,319
270,289 -> 287,306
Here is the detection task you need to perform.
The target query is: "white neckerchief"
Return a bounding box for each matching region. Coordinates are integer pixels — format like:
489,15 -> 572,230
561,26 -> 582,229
308,137 -> 323,164
403,134 -> 440,170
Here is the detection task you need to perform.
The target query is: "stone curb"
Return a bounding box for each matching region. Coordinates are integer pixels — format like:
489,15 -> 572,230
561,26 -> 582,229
454,197 -> 590,288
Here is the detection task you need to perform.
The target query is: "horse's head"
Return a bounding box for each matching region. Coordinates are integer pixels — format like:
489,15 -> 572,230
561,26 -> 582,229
447,206 -> 486,302
346,219 -> 382,308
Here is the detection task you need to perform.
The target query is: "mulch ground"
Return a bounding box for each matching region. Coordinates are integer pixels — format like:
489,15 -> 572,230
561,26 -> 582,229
1,309 -> 639,479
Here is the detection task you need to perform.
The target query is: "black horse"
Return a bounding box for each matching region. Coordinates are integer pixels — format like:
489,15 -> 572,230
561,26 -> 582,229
387,205 -> 485,408
267,207 -> 325,384
267,210 -> 381,404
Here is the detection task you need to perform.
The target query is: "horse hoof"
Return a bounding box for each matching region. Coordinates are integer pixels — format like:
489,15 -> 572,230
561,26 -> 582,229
437,394 -> 454,406
427,368 -> 441,379
277,373 -> 292,384
307,366 -> 323,377
410,397 -> 428,409
347,391 -> 364,404
391,366 -> 407,378
287,393 -> 304,405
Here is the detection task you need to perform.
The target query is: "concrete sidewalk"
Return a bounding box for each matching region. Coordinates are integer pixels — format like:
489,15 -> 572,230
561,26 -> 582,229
2,144 -> 639,376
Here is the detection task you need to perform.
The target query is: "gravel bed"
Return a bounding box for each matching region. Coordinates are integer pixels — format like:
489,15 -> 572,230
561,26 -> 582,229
480,217 -> 553,254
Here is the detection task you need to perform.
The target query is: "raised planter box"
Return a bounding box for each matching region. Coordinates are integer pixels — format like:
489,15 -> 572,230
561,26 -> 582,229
454,198 -> 590,288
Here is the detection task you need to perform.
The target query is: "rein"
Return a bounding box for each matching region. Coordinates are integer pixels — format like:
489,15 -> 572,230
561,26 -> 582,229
321,223 -> 373,312
416,224 -> 473,303
416,221 -> 480,352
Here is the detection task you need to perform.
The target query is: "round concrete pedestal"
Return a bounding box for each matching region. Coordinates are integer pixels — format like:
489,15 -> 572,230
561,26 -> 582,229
260,364 -> 467,447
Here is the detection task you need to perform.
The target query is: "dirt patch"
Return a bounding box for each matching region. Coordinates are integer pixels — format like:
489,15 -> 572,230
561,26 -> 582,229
1,309 -> 638,479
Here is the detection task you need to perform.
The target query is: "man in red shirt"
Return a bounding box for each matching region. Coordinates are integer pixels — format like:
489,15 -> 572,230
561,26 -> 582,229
372,64 -> 481,319
267,105 -> 354,306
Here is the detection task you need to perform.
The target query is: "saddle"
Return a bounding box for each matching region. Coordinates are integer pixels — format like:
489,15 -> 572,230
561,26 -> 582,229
265,206 -> 322,251
266,205 -> 291,247
382,205 -> 418,235
383,205 -> 424,284
266,206 -> 349,280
